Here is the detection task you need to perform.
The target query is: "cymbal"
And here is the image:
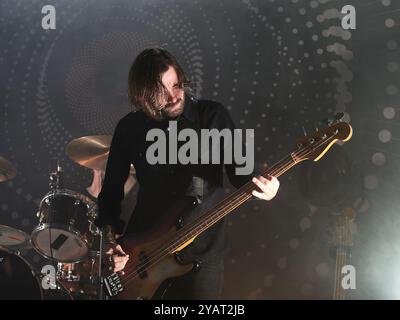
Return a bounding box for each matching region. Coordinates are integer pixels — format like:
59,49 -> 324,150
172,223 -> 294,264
66,135 -> 135,174
66,135 -> 111,172
0,156 -> 17,182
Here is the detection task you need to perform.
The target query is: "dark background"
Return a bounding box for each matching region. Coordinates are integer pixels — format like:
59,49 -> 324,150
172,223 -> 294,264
1,0 -> 400,299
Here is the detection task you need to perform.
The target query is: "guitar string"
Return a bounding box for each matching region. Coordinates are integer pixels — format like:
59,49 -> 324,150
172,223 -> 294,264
119,133 -> 338,287
339,224 -> 344,299
342,216 -> 350,300
334,219 -> 340,299
118,150 -> 299,282
333,229 -> 339,299
118,133 -> 339,288
335,217 -> 350,300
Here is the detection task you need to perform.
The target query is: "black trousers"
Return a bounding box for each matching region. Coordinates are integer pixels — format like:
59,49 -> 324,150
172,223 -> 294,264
154,256 -> 224,300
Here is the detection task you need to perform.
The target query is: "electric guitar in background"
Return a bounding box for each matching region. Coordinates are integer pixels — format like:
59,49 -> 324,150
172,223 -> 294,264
330,207 -> 356,300
103,114 -> 353,299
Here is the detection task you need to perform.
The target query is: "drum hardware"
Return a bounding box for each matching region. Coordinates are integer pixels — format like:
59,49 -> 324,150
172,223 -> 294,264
55,230 -> 104,299
88,257 -> 97,283
28,143 -> 117,299
50,161 -> 64,189
1,155 -> 107,299
57,262 -> 80,282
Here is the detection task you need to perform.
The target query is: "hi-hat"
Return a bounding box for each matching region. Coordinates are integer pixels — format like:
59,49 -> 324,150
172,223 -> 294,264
66,135 -> 135,174
0,156 -> 17,182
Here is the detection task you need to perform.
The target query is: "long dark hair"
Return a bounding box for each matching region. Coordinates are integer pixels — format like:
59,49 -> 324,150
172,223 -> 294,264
128,47 -> 190,120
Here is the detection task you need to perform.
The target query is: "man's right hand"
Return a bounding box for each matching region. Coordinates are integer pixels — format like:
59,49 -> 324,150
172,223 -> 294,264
101,225 -> 130,274
105,243 -> 130,274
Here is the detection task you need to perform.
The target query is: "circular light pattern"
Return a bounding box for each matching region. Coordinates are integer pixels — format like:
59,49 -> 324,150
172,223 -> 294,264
385,18 -> 395,28
372,152 -> 386,166
3,0 -> 392,300
383,106 -> 396,119
65,31 -> 149,134
378,129 -> 392,143
364,8 -> 400,299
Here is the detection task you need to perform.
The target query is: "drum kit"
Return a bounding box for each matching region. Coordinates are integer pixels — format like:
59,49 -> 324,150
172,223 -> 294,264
0,136 -> 129,300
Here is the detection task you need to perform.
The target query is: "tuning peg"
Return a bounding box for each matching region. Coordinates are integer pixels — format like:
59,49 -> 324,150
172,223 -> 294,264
313,120 -> 326,132
323,113 -> 345,126
334,112 -> 345,123
323,118 -> 333,126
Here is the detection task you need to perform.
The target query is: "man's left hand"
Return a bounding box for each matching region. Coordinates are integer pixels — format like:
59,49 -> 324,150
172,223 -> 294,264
251,175 -> 280,201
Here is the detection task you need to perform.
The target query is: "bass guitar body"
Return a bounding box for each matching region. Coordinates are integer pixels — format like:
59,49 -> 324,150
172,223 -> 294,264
115,228 -> 194,300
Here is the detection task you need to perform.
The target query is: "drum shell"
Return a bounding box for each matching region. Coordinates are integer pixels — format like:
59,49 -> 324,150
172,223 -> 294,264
0,247 -> 75,300
37,190 -> 97,233
32,190 -> 98,263
0,247 -> 43,299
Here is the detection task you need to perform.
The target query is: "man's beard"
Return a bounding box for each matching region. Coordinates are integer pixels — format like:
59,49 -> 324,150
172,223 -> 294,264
160,96 -> 185,119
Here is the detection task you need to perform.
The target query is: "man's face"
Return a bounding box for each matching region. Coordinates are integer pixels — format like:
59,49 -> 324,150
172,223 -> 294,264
158,65 -> 185,119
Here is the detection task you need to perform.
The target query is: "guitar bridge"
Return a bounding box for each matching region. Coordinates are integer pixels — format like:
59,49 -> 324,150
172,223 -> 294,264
104,273 -> 124,297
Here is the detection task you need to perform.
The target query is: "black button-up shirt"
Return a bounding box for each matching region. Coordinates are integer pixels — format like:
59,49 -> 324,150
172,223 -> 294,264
97,95 -> 253,260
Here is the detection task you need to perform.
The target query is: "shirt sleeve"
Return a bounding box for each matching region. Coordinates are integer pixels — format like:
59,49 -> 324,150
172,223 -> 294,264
216,105 -> 265,201
211,103 -> 258,189
96,118 -> 132,234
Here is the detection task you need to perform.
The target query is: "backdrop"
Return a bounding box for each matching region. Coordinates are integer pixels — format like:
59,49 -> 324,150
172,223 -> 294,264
1,0 -> 399,299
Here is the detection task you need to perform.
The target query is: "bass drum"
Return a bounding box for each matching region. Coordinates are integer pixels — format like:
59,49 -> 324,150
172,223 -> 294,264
0,247 -> 72,300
